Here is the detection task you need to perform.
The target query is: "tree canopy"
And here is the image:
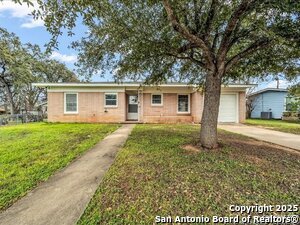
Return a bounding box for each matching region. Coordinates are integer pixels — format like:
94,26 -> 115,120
20,0 -> 299,84
288,82 -> 300,96
0,28 -> 78,114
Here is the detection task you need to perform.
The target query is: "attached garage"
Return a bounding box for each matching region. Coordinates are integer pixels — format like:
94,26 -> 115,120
218,94 -> 238,123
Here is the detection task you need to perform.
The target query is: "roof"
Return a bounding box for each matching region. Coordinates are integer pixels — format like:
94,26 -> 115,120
32,82 -> 256,88
248,88 -> 288,97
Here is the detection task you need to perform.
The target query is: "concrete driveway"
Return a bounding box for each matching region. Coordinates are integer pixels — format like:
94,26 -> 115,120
219,124 -> 300,151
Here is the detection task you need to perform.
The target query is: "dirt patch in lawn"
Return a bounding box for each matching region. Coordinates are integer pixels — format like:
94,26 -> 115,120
246,155 -> 267,164
181,143 -> 225,154
181,144 -> 201,154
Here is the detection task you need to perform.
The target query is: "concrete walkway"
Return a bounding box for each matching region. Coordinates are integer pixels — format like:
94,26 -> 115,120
219,124 -> 300,151
0,124 -> 135,225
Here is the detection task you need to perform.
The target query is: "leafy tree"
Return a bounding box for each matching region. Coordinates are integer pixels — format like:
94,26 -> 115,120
8,0 -> 299,148
0,28 -> 32,114
24,44 -> 78,111
0,28 -> 78,114
288,82 -> 300,97
286,82 -> 300,112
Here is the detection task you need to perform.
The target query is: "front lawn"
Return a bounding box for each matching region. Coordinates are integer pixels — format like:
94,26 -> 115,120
0,123 -> 119,210
78,125 -> 300,225
245,119 -> 300,134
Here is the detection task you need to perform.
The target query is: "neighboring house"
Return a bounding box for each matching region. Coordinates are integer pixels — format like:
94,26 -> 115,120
247,88 -> 288,119
32,82 -> 253,123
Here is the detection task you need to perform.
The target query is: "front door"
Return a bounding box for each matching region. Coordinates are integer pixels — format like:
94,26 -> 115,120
127,95 -> 138,120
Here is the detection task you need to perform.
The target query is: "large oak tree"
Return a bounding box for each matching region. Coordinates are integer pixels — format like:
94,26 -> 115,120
0,28 -> 78,114
8,0 -> 300,148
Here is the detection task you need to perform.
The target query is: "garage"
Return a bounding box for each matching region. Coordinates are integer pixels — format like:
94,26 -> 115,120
218,94 -> 238,123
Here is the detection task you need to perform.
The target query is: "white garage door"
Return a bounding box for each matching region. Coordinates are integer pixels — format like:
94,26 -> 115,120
218,94 -> 237,122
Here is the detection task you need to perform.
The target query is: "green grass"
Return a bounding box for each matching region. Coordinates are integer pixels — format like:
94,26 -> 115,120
0,122 -> 119,210
245,119 -> 300,134
78,125 -> 300,225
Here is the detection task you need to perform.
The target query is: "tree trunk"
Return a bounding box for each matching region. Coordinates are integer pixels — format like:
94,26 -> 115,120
5,87 -> 15,115
200,71 -> 222,149
0,77 -> 15,115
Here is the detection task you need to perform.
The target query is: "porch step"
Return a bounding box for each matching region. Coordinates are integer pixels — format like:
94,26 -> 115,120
123,121 -> 143,124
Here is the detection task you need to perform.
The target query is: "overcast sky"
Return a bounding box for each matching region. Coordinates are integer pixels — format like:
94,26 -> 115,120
0,1 -> 79,64
0,0 -> 294,90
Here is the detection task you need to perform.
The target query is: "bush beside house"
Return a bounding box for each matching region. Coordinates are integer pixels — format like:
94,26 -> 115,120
282,111 -> 300,121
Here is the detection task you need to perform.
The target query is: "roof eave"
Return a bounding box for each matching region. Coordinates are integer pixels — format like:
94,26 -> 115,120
32,82 -> 257,89
248,88 -> 288,97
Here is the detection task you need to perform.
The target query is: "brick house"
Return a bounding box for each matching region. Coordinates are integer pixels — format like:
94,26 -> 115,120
33,82 -> 253,123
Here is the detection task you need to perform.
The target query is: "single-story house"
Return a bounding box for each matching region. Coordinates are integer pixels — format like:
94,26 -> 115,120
32,82 -> 253,123
247,88 -> 288,119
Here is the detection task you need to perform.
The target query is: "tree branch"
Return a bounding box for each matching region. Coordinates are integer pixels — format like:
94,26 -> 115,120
193,0 -> 205,33
167,52 -> 205,67
193,0 -> 201,33
177,43 -> 199,54
225,39 -> 271,72
203,0 -> 218,39
217,0 -> 259,61
163,0 -> 214,69
228,27 -> 254,49
211,30 -> 220,53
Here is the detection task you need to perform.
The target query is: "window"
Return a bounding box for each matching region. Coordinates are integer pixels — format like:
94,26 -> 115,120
151,94 -> 163,106
178,94 -> 189,113
64,93 -> 78,113
129,95 -> 138,104
105,93 -> 118,107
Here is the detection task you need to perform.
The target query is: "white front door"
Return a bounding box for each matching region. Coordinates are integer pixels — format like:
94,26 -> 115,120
127,95 -> 138,120
218,94 -> 238,122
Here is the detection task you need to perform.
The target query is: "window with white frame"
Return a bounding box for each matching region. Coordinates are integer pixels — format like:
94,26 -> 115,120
105,93 -> 118,107
64,93 -> 78,113
151,94 -> 163,106
178,94 -> 189,113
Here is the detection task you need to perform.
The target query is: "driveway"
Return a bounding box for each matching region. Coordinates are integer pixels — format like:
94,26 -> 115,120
0,124 -> 135,225
219,124 -> 300,151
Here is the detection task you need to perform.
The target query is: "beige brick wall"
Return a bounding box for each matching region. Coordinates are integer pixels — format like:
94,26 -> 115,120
191,91 -> 203,123
47,90 -> 245,123
239,91 -> 246,123
48,92 -> 126,123
142,93 -> 194,123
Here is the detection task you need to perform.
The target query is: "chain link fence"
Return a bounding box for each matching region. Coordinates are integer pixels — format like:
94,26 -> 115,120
0,113 -> 44,126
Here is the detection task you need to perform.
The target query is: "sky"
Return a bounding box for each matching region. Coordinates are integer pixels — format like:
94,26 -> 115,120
0,0 -> 108,81
0,0 -> 295,90
0,1 -> 79,64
